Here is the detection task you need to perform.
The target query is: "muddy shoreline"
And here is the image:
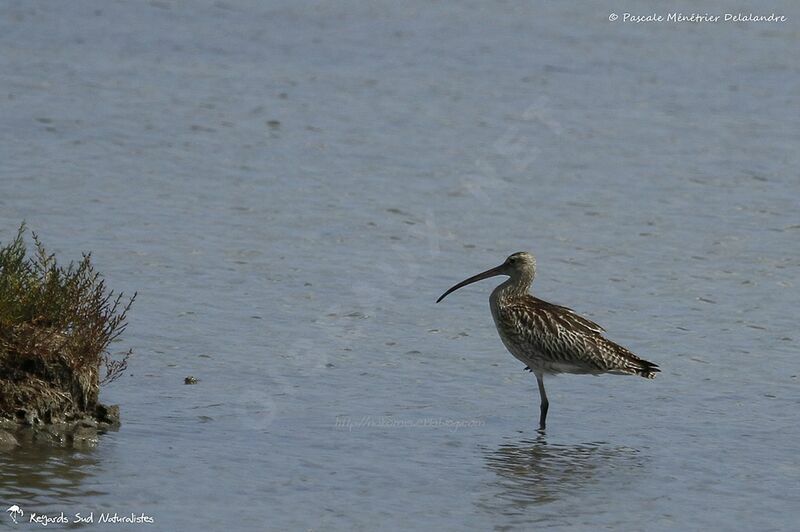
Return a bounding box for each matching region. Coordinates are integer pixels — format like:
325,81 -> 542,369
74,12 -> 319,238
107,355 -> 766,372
0,404 -> 120,450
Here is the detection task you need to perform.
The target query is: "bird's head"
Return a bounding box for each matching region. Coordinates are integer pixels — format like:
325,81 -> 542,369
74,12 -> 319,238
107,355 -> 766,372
502,251 -> 537,278
436,251 -> 536,303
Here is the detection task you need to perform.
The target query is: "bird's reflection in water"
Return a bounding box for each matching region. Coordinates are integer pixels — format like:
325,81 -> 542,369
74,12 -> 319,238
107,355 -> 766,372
479,433 -> 644,518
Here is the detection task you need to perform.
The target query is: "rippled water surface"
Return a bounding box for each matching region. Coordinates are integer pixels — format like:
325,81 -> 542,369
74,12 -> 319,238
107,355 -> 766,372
1,1 -> 799,530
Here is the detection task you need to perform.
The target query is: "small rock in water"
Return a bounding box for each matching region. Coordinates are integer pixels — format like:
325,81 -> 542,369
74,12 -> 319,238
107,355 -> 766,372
95,404 -> 121,425
0,429 -> 19,450
184,376 -> 199,385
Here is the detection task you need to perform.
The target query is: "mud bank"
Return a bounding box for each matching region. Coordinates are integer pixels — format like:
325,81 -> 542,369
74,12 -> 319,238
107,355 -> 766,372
0,226 -> 133,448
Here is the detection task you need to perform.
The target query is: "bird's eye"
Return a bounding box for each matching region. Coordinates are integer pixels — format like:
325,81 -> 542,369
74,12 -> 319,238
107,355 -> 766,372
508,257 -> 516,263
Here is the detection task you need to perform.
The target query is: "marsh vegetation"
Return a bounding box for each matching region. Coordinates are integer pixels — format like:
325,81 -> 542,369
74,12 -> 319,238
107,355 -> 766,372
0,225 -> 134,433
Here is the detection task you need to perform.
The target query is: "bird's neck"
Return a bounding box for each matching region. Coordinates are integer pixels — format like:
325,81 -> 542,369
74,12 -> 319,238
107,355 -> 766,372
493,273 -> 533,302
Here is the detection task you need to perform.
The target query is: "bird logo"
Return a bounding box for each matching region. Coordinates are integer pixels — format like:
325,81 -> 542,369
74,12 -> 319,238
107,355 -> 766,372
6,504 -> 24,524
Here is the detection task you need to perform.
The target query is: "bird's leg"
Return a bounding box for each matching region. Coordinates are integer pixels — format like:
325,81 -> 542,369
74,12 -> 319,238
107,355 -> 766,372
536,374 -> 548,431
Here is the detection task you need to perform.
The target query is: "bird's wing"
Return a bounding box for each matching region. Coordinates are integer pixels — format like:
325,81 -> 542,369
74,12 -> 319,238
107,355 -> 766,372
529,297 -> 605,334
498,301 -> 606,371
501,299 -> 658,377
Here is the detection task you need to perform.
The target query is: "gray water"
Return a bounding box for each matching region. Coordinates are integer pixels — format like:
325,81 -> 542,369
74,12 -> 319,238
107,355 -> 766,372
1,1 -> 799,530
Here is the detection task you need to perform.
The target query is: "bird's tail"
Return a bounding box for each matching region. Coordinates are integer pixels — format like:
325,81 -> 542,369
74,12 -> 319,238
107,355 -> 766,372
636,361 -> 660,379
611,341 -> 660,379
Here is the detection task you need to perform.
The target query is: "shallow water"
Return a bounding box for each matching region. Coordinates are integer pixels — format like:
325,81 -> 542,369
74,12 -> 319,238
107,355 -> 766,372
1,1 -> 799,530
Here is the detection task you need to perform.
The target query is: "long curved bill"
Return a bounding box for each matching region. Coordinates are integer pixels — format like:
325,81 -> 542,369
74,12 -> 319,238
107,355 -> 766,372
436,264 -> 505,303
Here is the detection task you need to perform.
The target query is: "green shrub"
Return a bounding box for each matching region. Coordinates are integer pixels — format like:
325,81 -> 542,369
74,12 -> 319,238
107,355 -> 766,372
0,224 -> 134,422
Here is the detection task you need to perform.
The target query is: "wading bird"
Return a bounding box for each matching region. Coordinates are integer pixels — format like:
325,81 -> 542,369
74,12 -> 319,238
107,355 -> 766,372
437,252 -> 658,430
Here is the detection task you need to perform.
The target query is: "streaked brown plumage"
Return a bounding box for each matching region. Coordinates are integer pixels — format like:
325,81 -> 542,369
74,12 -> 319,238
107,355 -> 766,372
437,251 -> 659,430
